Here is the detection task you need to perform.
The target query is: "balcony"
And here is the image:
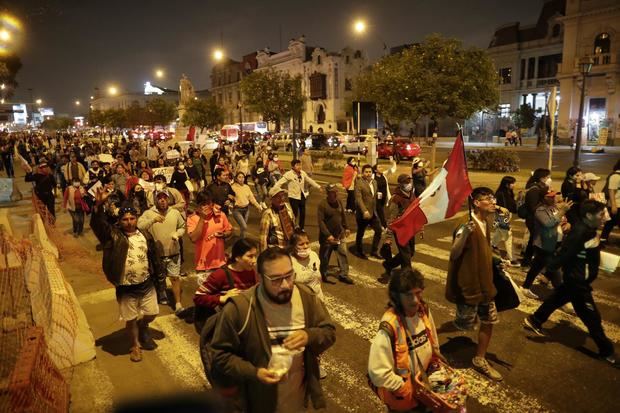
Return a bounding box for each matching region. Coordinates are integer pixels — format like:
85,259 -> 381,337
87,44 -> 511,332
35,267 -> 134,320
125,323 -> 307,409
592,53 -> 613,66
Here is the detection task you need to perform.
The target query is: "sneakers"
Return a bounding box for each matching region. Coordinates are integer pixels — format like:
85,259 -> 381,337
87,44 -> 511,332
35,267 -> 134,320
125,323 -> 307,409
175,303 -> 185,316
338,275 -> 354,285
523,316 -> 546,337
602,354 -> 616,366
521,287 -> 539,300
472,356 -> 503,381
138,326 -> 158,350
377,273 -> 390,285
509,260 -> 521,267
130,346 -> 142,362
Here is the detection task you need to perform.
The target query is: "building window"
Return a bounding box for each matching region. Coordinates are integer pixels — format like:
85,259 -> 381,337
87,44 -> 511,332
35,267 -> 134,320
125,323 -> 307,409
527,57 -> 535,79
499,104 -> 511,118
317,105 -> 325,124
552,24 -> 561,37
237,91 -> 241,102
317,55 -> 322,65
498,68 -> 512,84
520,59 -> 526,81
594,33 -> 610,55
228,92 -> 232,103
537,54 -> 562,78
345,55 -> 350,64
345,78 -> 352,91
309,72 -> 327,100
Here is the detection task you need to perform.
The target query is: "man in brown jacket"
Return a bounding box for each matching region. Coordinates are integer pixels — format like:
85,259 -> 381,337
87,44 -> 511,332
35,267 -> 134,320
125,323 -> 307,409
354,164 -> 382,259
445,187 -> 502,382
211,247 -> 336,412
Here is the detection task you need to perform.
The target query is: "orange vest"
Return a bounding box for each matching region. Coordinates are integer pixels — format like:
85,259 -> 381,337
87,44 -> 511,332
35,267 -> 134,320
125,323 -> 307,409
375,307 -> 435,412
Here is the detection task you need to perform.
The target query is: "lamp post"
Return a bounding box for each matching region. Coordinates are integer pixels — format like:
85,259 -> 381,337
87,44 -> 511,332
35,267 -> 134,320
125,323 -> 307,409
573,56 -> 593,166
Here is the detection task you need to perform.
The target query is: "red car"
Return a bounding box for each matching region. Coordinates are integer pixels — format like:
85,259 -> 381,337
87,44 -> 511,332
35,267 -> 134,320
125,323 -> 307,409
377,138 -> 421,163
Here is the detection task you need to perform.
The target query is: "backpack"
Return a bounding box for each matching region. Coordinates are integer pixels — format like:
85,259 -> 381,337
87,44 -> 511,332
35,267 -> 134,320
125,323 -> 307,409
516,187 -> 536,219
198,269 -> 253,389
194,266 -> 235,333
602,172 -> 620,201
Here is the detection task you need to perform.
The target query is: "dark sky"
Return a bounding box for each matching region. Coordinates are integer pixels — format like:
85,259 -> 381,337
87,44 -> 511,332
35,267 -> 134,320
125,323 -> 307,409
7,0 -> 545,115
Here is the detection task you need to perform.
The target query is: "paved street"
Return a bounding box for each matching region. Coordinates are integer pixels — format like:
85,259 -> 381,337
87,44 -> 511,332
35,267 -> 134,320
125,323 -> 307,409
7,154 -> 620,413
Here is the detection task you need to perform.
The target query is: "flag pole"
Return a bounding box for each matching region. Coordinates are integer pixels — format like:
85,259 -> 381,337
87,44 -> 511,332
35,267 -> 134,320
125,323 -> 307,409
457,123 -> 473,221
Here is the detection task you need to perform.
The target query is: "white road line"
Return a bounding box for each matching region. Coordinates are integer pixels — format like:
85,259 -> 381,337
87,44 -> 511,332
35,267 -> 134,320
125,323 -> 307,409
321,292 -> 550,413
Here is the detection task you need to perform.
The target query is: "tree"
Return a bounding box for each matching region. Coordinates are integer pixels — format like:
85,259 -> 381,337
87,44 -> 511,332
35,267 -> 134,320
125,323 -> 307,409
145,97 -> 177,128
0,55 -> 22,99
103,108 -> 126,128
40,117 -> 73,130
88,109 -> 105,127
354,34 -> 499,128
181,97 -> 224,132
512,104 -> 537,130
125,101 -> 147,128
240,69 -> 304,132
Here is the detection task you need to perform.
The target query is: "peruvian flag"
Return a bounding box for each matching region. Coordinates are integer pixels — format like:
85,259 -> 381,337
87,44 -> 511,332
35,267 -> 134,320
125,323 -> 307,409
389,132 -> 472,246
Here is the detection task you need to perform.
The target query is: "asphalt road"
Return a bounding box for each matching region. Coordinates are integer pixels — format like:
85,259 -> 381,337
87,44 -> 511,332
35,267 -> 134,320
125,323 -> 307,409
10,162 -> 618,413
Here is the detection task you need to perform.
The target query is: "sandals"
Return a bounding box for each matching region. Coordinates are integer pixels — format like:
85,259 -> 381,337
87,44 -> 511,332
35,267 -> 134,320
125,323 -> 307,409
130,346 -> 142,362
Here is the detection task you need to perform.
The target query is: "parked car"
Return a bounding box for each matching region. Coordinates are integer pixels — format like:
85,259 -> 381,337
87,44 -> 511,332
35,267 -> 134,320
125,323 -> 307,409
377,138 -> 421,163
307,133 -> 332,150
339,136 -> 368,154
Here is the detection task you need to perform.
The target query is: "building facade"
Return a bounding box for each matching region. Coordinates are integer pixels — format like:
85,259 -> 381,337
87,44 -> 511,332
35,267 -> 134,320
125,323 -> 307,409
210,53 -> 258,125
487,0 -> 566,128
556,0 -> 620,145
90,83 -> 181,111
255,36 -> 366,133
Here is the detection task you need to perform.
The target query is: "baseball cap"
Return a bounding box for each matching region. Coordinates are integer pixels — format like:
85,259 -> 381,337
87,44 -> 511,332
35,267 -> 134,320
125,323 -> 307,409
583,172 -> 601,181
326,183 -> 338,192
397,174 -> 412,184
269,186 -> 287,198
155,189 -> 170,199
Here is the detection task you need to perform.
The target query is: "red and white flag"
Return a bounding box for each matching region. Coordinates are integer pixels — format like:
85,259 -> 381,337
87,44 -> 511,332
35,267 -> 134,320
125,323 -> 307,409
389,132 -> 472,246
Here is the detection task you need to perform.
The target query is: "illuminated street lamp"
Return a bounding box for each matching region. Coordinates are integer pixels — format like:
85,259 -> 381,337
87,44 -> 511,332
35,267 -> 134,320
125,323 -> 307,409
0,29 -> 10,42
90,96 -> 94,100
35,98 -> 42,105
155,68 -> 164,79
108,86 -> 118,96
213,49 -> 224,62
0,83 -> 5,90
573,55 -> 594,167
75,100 -> 80,106
353,20 -> 366,34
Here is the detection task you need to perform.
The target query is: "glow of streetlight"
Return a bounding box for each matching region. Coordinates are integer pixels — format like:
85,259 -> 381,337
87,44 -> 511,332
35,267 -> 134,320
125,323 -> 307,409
90,96 -> 94,100
213,49 -> 224,61
35,98 -> 42,105
0,99 -> 4,104
0,29 -> 10,42
75,100 -> 80,106
0,83 -> 4,90
353,20 -> 366,34
108,86 -> 118,96
155,69 -> 164,78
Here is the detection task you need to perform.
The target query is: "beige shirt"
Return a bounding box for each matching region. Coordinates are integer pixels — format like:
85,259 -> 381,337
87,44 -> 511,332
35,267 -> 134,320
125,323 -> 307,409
121,232 -> 150,285
231,183 -> 261,209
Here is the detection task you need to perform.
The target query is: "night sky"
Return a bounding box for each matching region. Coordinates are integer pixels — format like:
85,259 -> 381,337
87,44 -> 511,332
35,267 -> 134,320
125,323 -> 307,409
7,0 -> 544,115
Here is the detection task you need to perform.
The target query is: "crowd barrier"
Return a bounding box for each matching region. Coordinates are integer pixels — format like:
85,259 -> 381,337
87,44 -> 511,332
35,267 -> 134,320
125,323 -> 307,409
0,197 -> 97,412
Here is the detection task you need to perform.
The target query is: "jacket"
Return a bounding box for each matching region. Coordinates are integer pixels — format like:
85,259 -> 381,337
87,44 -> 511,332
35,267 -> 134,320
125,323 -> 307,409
63,186 -> 87,212
342,165 -> 357,190
62,161 -> 87,182
274,170 -> 320,200
533,204 -> 561,252
210,284 -> 336,413
354,177 -> 378,218
90,204 -> 163,286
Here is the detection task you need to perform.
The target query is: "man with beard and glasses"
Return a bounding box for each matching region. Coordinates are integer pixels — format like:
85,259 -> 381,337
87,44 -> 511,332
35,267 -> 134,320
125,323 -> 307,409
210,247 -> 336,413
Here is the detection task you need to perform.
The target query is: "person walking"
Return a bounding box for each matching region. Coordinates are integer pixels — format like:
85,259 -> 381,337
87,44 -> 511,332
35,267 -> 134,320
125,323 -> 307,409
63,177 -> 89,237
210,247 -> 336,413
524,200 -> 616,366
274,159 -> 322,230
354,164 -> 382,259
601,159 -> 620,244
494,176 -> 519,265
259,187 -> 296,252
317,184 -> 352,284
522,168 -> 552,266
231,172 -> 263,239
23,158 -> 57,219
445,187 -> 503,381
373,159 -> 397,229
342,157 -> 358,213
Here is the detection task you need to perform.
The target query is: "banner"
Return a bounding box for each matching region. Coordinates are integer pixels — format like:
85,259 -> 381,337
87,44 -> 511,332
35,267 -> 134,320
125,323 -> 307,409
152,167 -> 174,183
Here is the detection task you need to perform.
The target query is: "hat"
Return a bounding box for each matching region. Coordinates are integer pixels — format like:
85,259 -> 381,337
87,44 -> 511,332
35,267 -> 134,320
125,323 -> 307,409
397,174 -> 412,184
269,186 -> 287,198
326,183 -> 338,192
583,172 -> 601,181
411,157 -> 421,166
544,190 -> 557,198
38,157 -> 48,166
155,189 -> 170,199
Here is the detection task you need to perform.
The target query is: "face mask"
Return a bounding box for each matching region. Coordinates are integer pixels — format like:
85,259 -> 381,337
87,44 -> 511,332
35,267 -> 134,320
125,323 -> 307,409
274,157 -> 278,161
402,183 -> 413,192
351,162 -> 357,166
296,247 -> 310,258
178,165 -> 185,171
544,177 -> 552,186
154,183 -> 164,191
73,182 -> 80,188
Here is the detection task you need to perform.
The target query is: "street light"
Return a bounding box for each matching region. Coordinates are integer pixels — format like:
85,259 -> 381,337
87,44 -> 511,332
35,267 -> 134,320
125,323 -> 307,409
75,100 -> 80,106
353,20 -> 366,34
155,68 -> 164,79
573,55 -> 594,166
213,49 -> 224,61
35,98 -> 42,105
0,83 -> 5,90
0,29 -> 10,42
108,86 -> 118,96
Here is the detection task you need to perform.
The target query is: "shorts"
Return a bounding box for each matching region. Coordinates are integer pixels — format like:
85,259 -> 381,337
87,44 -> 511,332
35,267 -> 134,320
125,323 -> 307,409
454,301 -> 498,330
162,255 -> 181,278
117,285 -> 159,321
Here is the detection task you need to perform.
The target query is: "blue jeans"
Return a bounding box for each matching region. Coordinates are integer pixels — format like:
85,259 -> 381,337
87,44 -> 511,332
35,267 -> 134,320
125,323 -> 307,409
69,210 -> 85,235
232,206 -> 250,238
319,241 -> 349,278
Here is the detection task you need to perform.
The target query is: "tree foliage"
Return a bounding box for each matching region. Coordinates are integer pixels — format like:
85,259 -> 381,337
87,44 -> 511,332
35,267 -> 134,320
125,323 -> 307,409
87,98 -> 177,128
145,97 -> 177,127
354,34 -> 499,127
40,117 -> 73,130
511,104 -> 538,129
0,54 -> 23,98
240,69 -> 304,132
181,97 -> 224,131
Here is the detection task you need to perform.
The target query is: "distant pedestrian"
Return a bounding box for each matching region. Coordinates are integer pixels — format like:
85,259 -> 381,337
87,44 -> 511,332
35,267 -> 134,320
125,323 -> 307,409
342,157 -> 358,213
63,177 -> 89,237
231,172 -> 263,239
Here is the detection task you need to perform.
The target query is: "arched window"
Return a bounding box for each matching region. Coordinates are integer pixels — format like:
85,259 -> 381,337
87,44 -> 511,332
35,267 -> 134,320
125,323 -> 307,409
317,105 -> 325,124
594,33 -> 610,55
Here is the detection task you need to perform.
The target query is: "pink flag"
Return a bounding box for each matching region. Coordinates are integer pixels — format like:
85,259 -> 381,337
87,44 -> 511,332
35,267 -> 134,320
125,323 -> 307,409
389,132 -> 472,246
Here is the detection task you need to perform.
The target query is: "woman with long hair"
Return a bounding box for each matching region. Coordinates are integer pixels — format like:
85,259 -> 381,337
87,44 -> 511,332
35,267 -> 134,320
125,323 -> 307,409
494,176 -> 518,265
342,156 -> 358,213
522,168 -> 552,266
231,172 -> 263,239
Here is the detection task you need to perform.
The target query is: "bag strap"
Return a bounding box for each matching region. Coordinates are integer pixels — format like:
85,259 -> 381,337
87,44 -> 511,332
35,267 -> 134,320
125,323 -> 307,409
221,265 -> 235,289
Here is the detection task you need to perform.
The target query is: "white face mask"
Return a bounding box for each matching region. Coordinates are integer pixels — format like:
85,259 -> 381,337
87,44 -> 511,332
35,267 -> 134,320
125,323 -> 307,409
178,165 -> 185,171
544,177 -> 552,186
402,183 -> 413,193
154,183 -> 164,191
296,247 -> 310,258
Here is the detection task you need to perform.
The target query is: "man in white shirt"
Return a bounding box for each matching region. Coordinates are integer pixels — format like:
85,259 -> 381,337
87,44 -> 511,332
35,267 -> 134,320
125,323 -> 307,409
274,159 -> 322,229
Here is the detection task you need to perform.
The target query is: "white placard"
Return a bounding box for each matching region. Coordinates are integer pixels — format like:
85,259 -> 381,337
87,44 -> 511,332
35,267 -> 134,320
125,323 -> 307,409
152,167 -> 175,183
139,178 -> 155,193
98,153 -> 115,164
88,181 -> 103,198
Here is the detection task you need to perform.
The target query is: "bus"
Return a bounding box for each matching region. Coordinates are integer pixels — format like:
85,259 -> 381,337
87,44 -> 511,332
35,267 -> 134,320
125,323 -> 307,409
220,121 -> 269,142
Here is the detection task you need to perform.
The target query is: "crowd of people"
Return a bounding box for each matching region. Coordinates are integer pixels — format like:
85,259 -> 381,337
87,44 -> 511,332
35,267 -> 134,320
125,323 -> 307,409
1,129 -> 618,412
